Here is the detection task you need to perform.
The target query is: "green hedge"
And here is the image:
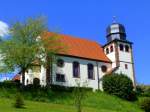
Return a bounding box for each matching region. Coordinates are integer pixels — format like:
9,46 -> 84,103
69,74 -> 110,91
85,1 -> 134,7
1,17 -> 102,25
51,85 -> 93,92
140,97 -> 150,112
136,85 -> 150,97
0,81 -> 20,88
0,81 -> 93,102
102,73 -> 137,101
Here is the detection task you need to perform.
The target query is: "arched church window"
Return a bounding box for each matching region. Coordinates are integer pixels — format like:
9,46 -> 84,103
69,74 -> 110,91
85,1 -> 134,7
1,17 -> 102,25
110,45 -> 113,52
87,63 -> 94,79
125,45 -> 129,52
57,59 -> 64,67
119,44 -> 124,51
101,65 -> 107,73
73,61 -> 80,78
106,48 -> 109,54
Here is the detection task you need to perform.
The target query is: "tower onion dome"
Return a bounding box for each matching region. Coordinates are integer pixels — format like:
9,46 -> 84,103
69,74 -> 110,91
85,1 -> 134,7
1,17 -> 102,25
106,23 -> 127,42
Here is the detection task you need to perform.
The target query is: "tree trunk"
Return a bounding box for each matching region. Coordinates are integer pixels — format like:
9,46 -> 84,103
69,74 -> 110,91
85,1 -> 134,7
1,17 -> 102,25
22,68 -> 26,86
46,56 -> 51,86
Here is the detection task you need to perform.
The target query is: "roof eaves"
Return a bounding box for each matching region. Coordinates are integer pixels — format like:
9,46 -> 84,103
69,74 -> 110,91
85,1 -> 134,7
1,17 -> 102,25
102,39 -> 133,48
57,54 -> 112,63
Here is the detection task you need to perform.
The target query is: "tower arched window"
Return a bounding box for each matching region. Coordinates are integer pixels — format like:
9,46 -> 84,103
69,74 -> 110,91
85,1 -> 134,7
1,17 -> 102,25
110,45 -> 113,52
119,44 -> 124,51
87,63 -> 94,79
106,48 -> 109,54
125,45 -> 129,52
73,61 -> 80,78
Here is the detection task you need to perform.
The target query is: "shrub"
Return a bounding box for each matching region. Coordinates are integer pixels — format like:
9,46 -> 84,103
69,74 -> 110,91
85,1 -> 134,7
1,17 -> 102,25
0,87 -> 11,98
136,85 -> 144,96
102,73 -> 137,101
0,81 -> 19,89
14,93 -> 25,108
138,85 -> 150,97
140,98 -> 150,112
51,85 -> 92,92
51,85 -> 73,92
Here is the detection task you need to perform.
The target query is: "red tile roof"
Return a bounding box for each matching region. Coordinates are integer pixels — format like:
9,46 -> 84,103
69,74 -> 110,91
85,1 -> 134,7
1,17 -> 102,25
43,32 -> 111,63
12,74 -> 20,81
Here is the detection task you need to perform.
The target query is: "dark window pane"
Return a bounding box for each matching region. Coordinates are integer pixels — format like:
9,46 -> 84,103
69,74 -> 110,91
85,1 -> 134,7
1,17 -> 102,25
125,45 -> 129,52
101,65 -> 107,72
73,61 -> 80,78
106,48 -> 109,54
119,44 -> 124,51
125,64 -> 128,69
56,74 -> 65,82
110,45 -> 113,52
88,64 -> 94,79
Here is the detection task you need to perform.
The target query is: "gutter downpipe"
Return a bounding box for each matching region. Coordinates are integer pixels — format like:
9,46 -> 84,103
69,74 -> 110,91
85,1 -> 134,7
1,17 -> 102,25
96,61 -> 100,90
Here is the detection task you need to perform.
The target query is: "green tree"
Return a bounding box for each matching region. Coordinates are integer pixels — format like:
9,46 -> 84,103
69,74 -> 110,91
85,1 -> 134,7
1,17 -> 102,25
14,93 -> 25,108
0,17 -> 64,86
73,80 -> 88,112
40,32 -> 65,86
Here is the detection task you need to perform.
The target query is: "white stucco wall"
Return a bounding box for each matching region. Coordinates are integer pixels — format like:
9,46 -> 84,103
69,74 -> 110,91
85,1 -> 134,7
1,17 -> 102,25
115,42 -> 134,82
21,67 -> 41,85
20,73 -> 31,85
115,62 -> 134,82
117,42 -> 132,62
104,41 -> 135,84
51,56 -> 111,90
104,43 -> 117,68
40,65 -> 46,86
23,55 -> 111,90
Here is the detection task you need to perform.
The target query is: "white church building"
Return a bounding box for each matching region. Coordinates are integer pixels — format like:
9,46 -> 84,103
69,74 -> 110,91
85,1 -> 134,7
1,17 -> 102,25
21,22 -> 136,90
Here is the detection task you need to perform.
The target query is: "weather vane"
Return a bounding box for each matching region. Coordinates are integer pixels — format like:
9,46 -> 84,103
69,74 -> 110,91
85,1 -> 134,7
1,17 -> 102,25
113,16 -> 117,23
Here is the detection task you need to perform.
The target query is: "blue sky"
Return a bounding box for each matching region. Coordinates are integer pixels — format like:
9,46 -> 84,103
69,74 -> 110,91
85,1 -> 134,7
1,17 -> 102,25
0,0 -> 149,84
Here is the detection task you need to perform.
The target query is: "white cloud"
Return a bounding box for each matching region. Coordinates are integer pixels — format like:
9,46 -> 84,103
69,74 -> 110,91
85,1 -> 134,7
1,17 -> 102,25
0,21 -> 9,37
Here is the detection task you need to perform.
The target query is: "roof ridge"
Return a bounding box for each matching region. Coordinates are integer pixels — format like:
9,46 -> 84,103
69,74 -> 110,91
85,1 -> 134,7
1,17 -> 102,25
48,32 -> 98,43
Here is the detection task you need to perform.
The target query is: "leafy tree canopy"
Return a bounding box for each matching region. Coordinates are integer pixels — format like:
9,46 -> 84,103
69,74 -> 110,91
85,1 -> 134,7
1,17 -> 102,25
0,17 -> 65,85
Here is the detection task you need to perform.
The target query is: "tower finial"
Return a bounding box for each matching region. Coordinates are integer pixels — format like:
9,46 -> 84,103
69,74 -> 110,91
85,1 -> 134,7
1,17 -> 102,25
113,16 -> 117,23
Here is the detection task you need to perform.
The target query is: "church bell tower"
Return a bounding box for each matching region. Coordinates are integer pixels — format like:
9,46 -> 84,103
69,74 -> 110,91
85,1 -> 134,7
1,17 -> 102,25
103,19 -> 136,87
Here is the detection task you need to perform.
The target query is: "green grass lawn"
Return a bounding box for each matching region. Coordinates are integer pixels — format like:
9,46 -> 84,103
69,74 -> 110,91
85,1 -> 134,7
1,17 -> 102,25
0,92 -> 143,112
